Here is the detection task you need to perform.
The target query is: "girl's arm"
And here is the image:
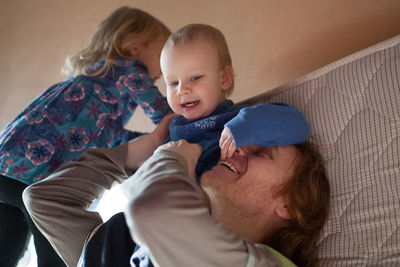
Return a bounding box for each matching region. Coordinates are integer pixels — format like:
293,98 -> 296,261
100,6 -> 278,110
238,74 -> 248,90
125,68 -> 171,124
125,113 -> 176,170
220,102 -> 309,159
109,129 -> 144,147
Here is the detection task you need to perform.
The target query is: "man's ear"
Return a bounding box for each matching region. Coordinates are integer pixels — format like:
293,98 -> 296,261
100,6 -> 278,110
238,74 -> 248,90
220,66 -> 233,91
275,202 -> 291,220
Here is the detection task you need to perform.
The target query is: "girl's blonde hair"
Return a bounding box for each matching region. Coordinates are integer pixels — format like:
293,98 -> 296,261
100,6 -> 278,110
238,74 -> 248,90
163,24 -> 235,96
62,6 -> 171,77
268,142 -> 330,267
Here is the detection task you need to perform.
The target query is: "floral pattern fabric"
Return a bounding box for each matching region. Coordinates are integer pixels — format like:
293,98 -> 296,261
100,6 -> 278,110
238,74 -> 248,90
0,58 -> 171,184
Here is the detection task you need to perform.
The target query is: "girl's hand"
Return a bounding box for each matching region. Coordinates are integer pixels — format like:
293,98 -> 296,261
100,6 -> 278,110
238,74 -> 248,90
126,113 -> 177,170
156,139 -> 202,177
219,127 -> 236,160
150,113 -> 177,146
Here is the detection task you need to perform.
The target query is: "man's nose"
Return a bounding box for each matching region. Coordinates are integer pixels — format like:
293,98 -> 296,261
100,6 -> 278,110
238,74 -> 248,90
234,146 -> 249,156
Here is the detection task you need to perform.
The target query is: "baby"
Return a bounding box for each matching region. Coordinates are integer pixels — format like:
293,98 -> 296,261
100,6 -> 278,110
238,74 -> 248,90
162,23 -> 309,178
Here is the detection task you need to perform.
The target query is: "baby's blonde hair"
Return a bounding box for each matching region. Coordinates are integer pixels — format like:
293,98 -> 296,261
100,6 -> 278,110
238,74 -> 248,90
62,6 -> 171,77
164,24 -> 234,96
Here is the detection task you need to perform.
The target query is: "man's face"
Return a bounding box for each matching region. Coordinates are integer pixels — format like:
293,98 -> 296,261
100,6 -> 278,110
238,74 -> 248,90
200,145 -> 298,229
160,39 -> 228,120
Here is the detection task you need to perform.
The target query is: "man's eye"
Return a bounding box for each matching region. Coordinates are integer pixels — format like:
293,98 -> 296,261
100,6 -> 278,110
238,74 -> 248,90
256,148 -> 272,159
191,75 -> 202,81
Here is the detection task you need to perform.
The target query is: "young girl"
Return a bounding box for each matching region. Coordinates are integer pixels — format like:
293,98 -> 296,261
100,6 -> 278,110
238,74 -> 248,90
0,6 -> 171,267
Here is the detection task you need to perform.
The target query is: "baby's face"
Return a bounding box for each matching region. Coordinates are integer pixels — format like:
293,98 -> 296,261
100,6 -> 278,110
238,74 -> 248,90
161,39 -> 228,120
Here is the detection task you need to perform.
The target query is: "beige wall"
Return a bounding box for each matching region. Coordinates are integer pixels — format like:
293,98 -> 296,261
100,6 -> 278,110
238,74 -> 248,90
1,0 -> 399,132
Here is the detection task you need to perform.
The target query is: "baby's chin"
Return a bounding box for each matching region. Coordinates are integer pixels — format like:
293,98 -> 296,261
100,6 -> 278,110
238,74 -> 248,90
183,114 -> 206,120
183,114 -> 200,120
182,110 -> 215,120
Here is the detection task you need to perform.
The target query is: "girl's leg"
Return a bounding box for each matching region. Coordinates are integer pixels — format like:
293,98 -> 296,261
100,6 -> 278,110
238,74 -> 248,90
0,176 -> 66,267
0,202 -> 30,267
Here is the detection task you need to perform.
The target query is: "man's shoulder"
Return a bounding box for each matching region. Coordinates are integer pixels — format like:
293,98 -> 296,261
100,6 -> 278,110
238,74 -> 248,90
256,244 -> 297,267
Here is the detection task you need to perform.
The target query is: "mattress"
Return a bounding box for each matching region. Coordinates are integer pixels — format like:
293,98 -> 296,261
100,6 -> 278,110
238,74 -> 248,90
241,34 -> 400,266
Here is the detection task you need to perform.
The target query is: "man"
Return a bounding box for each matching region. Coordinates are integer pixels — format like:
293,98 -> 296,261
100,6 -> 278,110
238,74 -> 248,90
24,114 -> 329,267
78,138 -> 328,267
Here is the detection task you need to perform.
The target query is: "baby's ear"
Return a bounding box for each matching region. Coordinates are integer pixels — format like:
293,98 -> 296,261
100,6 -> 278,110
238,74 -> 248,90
220,66 -> 233,91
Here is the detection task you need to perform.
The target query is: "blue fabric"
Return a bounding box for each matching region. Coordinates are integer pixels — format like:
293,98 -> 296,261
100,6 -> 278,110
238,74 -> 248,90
168,100 -> 310,180
226,102 -> 310,147
168,100 -> 242,178
131,246 -> 153,267
0,58 -> 171,184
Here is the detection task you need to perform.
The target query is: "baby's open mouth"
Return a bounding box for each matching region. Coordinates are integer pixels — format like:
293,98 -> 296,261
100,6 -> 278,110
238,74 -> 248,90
182,100 -> 200,107
219,161 -> 238,173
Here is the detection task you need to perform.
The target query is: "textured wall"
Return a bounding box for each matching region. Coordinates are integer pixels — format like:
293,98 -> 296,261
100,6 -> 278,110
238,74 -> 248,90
1,0 -> 400,132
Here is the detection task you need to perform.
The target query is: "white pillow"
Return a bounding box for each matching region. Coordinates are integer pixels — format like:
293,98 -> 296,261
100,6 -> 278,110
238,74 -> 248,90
242,34 -> 400,266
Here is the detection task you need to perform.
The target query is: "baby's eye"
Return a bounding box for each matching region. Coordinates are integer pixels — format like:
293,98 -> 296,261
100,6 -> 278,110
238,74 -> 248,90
168,81 -> 179,86
190,75 -> 203,81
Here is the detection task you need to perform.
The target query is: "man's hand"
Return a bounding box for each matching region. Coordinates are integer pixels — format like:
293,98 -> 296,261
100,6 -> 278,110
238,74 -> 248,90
156,139 -> 202,177
219,127 -> 236,160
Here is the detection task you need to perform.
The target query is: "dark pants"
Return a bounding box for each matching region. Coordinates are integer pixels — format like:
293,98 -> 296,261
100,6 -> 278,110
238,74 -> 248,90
0,176 -> 66,267
81,212 -> 139,267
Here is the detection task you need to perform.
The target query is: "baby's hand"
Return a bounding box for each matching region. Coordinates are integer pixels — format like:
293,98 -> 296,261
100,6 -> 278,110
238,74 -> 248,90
219,127 -> 236,160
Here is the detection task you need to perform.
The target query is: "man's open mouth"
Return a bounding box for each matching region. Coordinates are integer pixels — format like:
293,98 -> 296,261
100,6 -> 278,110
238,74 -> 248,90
219,161 -> 238,173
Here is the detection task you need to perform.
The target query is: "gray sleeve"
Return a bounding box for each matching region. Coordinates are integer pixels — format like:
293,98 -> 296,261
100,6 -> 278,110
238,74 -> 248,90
124,149 -> 282,267
23,143 -> 131,267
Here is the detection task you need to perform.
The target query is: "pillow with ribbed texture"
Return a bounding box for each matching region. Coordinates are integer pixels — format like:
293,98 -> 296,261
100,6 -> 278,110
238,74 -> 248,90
240,35 -> 400,266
